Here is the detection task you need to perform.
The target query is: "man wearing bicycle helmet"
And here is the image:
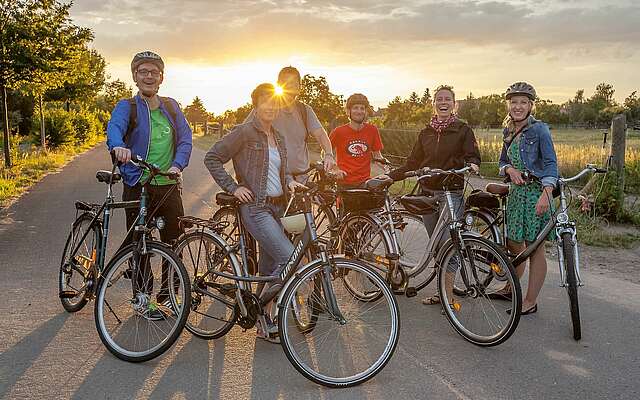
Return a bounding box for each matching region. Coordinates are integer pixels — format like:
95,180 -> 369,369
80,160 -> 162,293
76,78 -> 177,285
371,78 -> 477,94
106,51 -> 193,308
498,81 -> 558,315
329,93 -> 385,188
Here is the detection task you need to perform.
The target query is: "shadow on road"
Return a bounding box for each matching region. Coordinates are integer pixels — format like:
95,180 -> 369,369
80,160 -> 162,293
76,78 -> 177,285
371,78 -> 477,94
0,312 -> 69,398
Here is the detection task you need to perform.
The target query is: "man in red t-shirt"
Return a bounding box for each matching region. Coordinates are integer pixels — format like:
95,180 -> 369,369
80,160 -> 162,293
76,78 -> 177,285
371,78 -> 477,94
329,93 -> 385,188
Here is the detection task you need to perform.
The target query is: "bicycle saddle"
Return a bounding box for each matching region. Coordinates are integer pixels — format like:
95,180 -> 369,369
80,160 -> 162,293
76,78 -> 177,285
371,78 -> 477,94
364,177 -> 394,191
485,183 -> 509,197
216,191 -> 239,206
399,194 -> 439,215
95,170 -> 121,184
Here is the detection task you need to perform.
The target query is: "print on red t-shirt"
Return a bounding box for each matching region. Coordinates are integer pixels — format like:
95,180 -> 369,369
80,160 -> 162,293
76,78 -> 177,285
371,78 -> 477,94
329,123 -> 383,184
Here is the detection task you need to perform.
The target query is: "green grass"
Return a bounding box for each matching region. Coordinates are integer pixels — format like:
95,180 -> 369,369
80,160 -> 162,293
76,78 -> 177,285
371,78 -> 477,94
0,136 -> 104,207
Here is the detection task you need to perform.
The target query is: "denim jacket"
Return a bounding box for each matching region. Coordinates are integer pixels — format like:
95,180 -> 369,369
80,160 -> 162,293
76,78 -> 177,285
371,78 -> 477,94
498,116 -> 558,188
106,94 -> 193,186
204,117 -> 293,207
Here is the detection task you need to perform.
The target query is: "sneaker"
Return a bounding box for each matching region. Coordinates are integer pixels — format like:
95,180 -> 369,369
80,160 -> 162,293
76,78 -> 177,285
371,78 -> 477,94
158,298 -> 178,317
256,315 -> 280,343
141,305 -> 166,321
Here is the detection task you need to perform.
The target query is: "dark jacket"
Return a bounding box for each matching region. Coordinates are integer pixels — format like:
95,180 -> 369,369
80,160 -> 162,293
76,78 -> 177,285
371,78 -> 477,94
388,119 -> 481,190
106,94 -> 193,186
204,116 -> 293,207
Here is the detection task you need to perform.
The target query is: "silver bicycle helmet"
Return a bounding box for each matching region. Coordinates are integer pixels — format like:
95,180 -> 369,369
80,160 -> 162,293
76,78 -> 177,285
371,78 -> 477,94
131,51 -> 164,73
505,82 -> 536,100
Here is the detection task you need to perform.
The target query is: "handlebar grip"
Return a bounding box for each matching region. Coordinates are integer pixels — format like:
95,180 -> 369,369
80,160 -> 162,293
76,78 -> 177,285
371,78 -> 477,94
595,168 -> 607,174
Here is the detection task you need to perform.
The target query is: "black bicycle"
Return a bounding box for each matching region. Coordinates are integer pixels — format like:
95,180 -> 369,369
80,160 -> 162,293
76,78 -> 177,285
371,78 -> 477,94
59,155 -> 191,362
463,164 -> 608,340
173,184 -> 400,387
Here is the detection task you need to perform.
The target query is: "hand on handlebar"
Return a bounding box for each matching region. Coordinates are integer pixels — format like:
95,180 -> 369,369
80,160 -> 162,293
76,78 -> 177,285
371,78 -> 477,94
468,163 -> 480,174
330,168 -> 348,180
168,166 -> 183,190
112,147 -> 131,164
288,180 -> 307,193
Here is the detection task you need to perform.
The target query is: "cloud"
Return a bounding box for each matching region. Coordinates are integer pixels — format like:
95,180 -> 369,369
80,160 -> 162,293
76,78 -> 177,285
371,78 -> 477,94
71,0 -> 640,65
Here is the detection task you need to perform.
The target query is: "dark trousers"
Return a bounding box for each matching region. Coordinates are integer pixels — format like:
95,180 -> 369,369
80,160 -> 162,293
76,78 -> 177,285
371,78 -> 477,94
122,183 -> 184,300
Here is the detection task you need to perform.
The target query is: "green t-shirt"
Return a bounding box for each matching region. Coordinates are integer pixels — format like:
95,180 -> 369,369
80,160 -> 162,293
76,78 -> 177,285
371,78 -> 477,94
141,109 -> 176,185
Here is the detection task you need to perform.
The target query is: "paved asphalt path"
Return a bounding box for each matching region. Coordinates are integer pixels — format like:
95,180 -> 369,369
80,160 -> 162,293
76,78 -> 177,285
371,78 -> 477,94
1,145 -> 639,400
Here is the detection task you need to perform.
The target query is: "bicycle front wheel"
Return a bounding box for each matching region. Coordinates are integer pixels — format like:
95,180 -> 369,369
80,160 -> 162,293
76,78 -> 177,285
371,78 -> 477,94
174,230 -> 238,340
94,242 -> 191,362
561,232 -> 581,340
59,212 -> 99,312
279,258 -> 400,388
438,236 -> 521,346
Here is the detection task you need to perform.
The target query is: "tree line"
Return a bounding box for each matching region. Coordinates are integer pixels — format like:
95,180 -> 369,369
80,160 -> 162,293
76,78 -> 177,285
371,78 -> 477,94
0,0 -> 133,167
184,80 -> 640,133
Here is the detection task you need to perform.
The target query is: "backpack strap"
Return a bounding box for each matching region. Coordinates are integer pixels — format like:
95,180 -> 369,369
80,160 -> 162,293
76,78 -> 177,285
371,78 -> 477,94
159,96 -> 178,128
296,101 -> 310,142
123,97 -> 137,146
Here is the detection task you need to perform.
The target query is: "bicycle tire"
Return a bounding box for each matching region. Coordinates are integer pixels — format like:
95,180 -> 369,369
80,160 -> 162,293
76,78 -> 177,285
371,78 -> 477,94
94,241 -> 191,362
339,214 -> 388,301
174,230 -> 238,339
291,273 -> 321,334
59,212 -> 99,312
279,258 -> 400,387
397,211 -> 431,277
438,235 -> 521,347
561,231 -> 581,341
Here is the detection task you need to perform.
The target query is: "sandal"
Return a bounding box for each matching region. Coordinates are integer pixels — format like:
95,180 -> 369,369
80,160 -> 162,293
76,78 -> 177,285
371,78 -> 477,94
422,294 -> 441,305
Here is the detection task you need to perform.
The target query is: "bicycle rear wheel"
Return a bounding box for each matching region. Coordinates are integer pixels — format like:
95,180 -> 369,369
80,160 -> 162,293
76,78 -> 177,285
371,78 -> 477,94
212,206 -> 257,275
340,215 -> 388,301
174,230 -> 238,339
438,236 -> 521,346
279,258 -> 400,388
397,211 -> 430,277
94,242 -> 191,362
59,212 -> 99,312
561,232 -> 581,340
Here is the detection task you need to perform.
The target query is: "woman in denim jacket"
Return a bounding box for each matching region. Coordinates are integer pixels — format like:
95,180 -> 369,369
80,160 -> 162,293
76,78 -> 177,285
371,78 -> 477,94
204,83 -> 304,340
498,82 -> 559,315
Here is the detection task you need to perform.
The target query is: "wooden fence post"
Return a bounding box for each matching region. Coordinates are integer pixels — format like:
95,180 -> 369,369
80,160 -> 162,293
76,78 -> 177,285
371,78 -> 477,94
610,114 -> 627,214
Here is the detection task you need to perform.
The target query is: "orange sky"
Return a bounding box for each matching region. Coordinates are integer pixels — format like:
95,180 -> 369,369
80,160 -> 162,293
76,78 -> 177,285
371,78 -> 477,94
71,0 -> 640,114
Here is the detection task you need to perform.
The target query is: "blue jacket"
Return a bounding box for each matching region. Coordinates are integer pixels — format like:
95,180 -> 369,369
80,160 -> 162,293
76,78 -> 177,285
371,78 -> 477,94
106,94 -> 193,186
499,116 -> 558,188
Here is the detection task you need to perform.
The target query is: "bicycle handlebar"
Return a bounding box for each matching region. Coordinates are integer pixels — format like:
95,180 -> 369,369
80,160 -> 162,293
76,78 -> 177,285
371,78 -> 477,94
127,154 -> 179,180
404,165 -> 472,179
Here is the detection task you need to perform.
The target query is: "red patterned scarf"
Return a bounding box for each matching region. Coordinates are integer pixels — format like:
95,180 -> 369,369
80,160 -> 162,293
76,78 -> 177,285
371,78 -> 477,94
429,114 -> 457,133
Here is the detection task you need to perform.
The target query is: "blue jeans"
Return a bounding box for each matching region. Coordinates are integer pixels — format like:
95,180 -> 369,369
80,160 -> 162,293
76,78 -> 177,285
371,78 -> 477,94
240,202 -> 294,277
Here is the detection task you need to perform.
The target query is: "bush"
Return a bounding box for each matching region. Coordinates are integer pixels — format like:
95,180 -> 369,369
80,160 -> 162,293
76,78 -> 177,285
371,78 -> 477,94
38,108 -> 76,148
32,108 -> 106,148
71,109 -> 102,144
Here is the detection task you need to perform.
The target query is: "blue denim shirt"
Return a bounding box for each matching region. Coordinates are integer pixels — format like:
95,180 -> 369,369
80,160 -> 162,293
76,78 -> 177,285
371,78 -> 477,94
204,116 -> 293,207
499,116 -> 559,188
106,94 -> 193,186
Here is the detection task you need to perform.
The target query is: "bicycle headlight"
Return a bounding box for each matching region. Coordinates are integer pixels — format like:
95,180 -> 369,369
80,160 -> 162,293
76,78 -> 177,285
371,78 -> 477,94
465,214 -> 474,225
156,217 -> 166,230
556,213 -> 569,224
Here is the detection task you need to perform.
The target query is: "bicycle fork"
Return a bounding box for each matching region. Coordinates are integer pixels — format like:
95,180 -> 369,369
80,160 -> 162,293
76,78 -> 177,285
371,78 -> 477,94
556,226 -> 584,287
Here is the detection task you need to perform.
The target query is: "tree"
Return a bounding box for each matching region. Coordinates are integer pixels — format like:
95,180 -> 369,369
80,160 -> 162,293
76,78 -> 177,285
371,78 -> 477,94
420,88 -> 431,106
46,48 -> 106,108
298,74 -> 345,127
183,96 -> 209,128
535,99 -> 567,127
96,79 -> 133,113
624,91 -> 640,124
0,0 -> 93,165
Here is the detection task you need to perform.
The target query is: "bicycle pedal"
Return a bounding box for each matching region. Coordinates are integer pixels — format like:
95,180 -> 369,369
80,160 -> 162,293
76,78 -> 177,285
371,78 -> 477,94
405,287 -> 418,298
59,290 -> 78,299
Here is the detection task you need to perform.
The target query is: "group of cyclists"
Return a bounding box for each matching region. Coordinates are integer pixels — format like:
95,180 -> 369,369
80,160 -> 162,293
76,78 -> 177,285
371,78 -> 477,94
107,50 -> 559,341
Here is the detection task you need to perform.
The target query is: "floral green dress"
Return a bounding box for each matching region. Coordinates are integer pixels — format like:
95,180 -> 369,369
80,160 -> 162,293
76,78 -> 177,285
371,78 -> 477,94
506,135 -> 555,243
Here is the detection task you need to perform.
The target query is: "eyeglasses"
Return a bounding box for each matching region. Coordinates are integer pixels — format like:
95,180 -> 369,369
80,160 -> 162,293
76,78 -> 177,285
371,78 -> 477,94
137,69 -> 162,78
